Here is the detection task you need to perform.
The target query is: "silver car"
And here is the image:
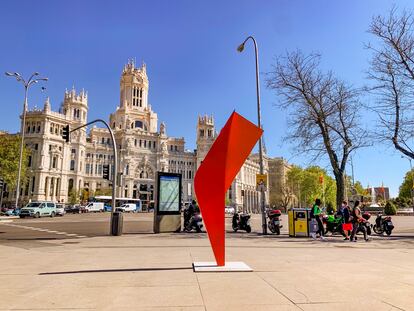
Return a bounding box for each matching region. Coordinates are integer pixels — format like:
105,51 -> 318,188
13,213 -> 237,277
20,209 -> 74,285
56,204 -> 66,216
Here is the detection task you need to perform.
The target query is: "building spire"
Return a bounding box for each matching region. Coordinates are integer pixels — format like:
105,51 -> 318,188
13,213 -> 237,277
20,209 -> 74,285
43,97 -> 51,112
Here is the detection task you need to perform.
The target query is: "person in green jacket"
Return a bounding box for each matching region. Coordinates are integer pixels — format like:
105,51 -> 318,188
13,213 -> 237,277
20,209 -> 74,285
312,198 -> 325,240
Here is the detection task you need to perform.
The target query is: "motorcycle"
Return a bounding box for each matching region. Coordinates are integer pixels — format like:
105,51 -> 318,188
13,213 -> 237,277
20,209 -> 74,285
267,209 -> 282,235
184,213 -> 203,233
323,214 -> 344,236
373,213 -> 394,236
232,212 -> 251,233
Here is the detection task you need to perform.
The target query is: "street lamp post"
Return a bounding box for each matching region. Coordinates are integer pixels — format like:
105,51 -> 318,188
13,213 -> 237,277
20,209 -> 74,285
237,36 -> 267,235
5,72 -> 48,208
69,119 -> 119,235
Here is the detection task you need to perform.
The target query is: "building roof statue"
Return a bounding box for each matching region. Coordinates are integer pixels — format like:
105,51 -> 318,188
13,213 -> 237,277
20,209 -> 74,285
160,122 -> 166,136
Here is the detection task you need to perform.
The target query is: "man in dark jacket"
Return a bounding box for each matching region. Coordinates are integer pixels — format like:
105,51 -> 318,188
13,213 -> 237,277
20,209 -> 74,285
184,200 -> 198,227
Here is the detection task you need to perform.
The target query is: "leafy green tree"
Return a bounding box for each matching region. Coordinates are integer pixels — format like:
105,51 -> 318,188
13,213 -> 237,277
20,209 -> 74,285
354,181 -> 366,195
80,188 -> 89,202
68,189 -> 80,205
384,201 -> 397,215
94,188 -> 112,197
399,170 -> 414,199
287,165 -> 336,208
0,134 -> 29,191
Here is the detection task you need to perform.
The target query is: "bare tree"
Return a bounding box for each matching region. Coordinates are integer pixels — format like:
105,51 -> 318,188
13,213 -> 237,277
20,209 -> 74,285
367,7 -> 414,159
276,186 -> 294,211
267,51 -> 366,208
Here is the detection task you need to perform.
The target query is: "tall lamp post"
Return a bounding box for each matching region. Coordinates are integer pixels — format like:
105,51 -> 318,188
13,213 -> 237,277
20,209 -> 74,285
5,72 -> 48,208
237,36 -> 267,235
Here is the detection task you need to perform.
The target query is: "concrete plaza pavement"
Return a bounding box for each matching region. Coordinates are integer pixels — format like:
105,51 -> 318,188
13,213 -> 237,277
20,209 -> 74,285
0,214 -> 414,310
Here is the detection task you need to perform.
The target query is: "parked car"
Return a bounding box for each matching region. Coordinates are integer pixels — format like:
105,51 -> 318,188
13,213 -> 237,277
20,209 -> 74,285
65,204 -> 86,214
83,202 -> 104,213
20,202 -> 57,218
117,203 -> 136,212
56,204 -> 66,216
4,208 -> 21,216
225,206 -> 235,214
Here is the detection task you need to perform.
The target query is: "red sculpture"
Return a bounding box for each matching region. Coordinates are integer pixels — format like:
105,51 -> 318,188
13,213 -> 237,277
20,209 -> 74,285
194,111 -> 263,266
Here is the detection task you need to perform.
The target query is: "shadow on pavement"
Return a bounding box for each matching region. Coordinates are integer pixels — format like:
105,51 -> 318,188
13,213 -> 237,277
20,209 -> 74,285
39,266 -> 193,275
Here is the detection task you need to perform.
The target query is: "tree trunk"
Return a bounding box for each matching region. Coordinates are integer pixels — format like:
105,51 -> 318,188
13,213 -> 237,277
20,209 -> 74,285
335,172 -> 345,209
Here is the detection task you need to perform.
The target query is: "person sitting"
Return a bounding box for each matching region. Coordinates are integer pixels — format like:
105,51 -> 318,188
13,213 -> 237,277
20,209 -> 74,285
184,200 -> 197,227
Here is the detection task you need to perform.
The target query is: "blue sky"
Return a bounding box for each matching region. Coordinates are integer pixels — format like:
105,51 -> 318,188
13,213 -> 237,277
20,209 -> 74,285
1,0 -> 413,196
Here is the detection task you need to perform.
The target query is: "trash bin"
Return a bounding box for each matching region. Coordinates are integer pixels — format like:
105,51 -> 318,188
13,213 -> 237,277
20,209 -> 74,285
111,211 -> 123,236
288,208 -> 311,237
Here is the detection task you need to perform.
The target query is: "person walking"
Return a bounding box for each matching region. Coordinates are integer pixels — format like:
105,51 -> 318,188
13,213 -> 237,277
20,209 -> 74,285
312,198 -> 325,240
350,200 -> 368,242
340,201 -> 352,240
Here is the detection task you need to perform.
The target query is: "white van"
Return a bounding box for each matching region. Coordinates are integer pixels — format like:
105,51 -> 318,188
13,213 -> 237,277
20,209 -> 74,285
117,203 -> 136,213
84,202 -> 104,213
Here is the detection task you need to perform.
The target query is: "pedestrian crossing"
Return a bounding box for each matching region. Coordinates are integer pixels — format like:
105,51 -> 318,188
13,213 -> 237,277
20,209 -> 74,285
0,222 -> 87,238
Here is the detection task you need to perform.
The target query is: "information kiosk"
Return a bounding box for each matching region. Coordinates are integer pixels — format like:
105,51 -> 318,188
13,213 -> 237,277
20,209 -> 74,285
153,172 -> 182,233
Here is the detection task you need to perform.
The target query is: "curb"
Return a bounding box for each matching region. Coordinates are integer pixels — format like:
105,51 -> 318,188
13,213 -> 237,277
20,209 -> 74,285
0,216 -> 19,220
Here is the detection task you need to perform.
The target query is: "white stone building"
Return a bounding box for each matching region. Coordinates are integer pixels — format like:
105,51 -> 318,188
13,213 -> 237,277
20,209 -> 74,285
12,61 -> 268,210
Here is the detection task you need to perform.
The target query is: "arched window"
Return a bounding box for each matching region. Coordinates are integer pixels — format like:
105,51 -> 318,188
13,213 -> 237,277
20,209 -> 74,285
134,120 -> 143,129
68,178 -> 74,195
124,184 -> 128,197
133,184 -> 138,199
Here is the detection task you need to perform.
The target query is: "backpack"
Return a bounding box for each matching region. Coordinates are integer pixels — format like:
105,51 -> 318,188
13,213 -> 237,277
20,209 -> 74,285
343,207 -> 350,223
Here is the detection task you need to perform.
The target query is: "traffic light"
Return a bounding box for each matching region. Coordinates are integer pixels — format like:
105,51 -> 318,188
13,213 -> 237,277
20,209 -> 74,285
0,179 -> 3,189
62,125 -> 70,142
103,164 -> 110,180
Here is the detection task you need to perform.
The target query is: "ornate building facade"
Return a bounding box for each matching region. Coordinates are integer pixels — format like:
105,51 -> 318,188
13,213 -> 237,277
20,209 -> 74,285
11,61 -> 268,210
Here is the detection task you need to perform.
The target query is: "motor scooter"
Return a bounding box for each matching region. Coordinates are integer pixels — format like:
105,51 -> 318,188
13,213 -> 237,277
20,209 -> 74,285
232,212 -> 251,233
373,213 -> 394,236
184,213 -> 203,233
267,209 -> 282,235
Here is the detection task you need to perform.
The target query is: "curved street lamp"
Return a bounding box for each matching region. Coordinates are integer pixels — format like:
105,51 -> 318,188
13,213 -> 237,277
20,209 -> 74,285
5,72 -> 48,208
237,36 -> 267,234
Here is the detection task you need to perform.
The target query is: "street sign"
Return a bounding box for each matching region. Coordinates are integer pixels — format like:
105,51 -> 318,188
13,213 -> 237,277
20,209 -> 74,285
256,174 -> 268,191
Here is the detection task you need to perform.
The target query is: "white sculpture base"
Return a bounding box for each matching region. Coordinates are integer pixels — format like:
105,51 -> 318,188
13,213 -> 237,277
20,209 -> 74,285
193,261 -> 253,272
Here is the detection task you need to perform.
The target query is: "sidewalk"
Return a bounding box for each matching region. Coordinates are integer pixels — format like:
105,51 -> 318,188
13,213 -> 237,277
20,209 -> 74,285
0,232 -> 413,310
